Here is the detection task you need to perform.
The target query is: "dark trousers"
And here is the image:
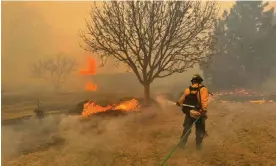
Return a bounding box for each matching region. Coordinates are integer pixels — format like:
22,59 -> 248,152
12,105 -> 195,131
181,114 -> 205,149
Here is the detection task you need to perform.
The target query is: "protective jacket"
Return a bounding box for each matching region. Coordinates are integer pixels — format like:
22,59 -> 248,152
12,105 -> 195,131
177,84 -> 209,114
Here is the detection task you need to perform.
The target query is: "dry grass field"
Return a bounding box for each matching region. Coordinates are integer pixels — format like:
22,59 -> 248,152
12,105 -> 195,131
2,92 -> 276,166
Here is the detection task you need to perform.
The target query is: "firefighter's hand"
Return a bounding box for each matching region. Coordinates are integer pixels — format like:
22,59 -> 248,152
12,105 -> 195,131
201,110 -> 207,119
176,102 -> 180,106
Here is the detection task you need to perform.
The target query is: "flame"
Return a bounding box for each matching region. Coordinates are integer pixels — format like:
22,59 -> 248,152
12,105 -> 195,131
114,99 -> 139,111
80,57 -> 98,91
210,88 -> 275,104
81,99 -> 139,117
85,81 -> 97,91
80,57 -> 96,75
213,88 -> 257,97
249,99 -> 266,104
82,101 -> 112,117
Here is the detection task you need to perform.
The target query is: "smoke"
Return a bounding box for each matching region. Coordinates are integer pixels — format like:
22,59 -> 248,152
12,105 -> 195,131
3,94 -> 276,165
1,103 -> 161,165
2,115 -> 60,159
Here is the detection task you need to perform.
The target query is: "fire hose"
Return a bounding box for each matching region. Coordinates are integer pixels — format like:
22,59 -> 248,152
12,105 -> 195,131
160,103 -> 202,166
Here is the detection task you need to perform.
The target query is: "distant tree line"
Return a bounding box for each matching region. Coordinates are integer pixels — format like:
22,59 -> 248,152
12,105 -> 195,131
201,1 -> 276,90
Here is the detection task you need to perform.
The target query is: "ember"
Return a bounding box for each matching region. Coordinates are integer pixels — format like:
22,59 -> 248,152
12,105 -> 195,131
213,88 -> 257,98
249,100 -> 274,104
210,88 -> 275,104
82,99 -> 139,117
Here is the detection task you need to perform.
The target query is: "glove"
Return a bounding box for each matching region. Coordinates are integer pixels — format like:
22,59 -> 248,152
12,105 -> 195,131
201,110 -> 207,119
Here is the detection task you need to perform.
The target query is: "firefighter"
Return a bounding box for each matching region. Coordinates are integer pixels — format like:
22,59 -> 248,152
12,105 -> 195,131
176,74 -> 209,150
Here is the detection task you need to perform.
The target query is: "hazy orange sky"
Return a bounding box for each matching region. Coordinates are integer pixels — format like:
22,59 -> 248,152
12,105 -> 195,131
1,2 -> 234,79
2,1 -> 127,88
1,1 -> 276,90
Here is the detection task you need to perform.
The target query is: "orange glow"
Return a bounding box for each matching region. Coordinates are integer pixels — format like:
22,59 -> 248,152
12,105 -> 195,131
211,88 -> 274,104
85,81 -> 97,91
213,88 -> 257,97
114,99 -> 139,111
80,57 -> 96,75
82,101 -> 113,117
80,57 -> 98,91
81,99 -> 139,117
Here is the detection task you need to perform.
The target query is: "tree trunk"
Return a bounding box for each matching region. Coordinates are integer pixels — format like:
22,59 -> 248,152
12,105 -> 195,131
143,83 -> 151,106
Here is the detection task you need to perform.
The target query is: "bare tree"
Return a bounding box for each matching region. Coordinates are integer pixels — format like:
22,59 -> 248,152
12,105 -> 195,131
80,1 -> 219,105
31,54 -> 77,93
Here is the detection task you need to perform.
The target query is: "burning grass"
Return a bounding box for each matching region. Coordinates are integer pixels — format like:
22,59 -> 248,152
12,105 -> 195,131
68,96 -> 160,117
82,99 -> 140,117
3,101 -> 276,166
211,88 -> 276,104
